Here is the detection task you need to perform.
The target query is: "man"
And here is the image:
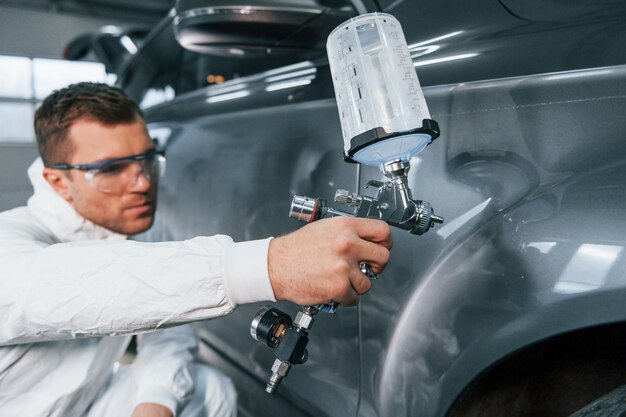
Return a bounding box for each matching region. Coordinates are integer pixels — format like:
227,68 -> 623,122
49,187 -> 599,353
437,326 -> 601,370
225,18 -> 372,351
0,82 -> 392,416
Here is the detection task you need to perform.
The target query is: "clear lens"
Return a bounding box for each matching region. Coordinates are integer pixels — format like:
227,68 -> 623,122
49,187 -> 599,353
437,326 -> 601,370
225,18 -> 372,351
85,153 -> 166,193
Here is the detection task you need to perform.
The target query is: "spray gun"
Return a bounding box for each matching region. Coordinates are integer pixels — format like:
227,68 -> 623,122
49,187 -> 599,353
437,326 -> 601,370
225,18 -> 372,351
250,12 -> 443,393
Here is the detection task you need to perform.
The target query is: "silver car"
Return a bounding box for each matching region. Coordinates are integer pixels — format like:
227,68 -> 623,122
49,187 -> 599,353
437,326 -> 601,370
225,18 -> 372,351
79,1 -> 626,415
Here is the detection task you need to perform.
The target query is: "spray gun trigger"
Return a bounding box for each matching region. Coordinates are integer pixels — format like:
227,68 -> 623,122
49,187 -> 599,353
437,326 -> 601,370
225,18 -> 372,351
360,263 -> 378,280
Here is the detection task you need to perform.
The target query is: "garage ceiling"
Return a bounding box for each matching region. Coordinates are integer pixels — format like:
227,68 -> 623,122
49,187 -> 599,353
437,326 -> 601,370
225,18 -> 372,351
0,0 -> 174,26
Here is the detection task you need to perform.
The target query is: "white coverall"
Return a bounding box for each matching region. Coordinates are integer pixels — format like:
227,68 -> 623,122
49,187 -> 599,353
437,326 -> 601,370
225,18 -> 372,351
0,159 -> 276,416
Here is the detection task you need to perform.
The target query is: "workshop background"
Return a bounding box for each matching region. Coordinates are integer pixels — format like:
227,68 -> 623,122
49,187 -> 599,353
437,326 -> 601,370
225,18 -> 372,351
0,0 -> 173,211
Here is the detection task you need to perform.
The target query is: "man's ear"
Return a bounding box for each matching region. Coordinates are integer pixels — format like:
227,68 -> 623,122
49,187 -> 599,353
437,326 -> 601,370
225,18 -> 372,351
42,168 -> 73,202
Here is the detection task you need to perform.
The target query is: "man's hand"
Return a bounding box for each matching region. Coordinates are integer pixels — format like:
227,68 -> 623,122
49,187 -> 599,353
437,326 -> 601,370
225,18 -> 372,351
268,217 -> 392,306
131,403 -> 173,417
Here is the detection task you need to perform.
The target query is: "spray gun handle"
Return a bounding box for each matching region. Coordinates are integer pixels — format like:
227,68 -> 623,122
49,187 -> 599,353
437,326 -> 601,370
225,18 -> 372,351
289,196 -> 340,314
289,195 -> 378,314
255,192 -> 390,394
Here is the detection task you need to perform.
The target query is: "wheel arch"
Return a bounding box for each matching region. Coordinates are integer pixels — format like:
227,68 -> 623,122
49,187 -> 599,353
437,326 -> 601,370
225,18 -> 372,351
445,312 -> 626,417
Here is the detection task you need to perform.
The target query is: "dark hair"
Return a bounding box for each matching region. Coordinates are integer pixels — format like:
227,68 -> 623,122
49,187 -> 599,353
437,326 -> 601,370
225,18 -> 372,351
34,82 -> 144,166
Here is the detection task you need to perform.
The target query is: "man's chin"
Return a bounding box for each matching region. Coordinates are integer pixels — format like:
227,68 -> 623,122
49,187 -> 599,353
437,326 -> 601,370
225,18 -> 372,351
113,214 -> 155,236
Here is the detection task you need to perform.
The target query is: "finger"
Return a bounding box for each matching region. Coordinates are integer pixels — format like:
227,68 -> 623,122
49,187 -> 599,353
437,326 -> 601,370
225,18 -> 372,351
339,290 -> 360,307
365,263 -> 386,276
382,232 -> 393,250
349,265 -> 372,295
330,262 -> 361,307
350,239 -> 391,272
351,218 -> 392,245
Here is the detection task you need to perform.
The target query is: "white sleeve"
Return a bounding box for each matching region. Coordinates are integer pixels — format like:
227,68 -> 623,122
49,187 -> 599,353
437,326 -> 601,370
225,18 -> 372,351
132,325 -> 198,416
0,224 -> 276,346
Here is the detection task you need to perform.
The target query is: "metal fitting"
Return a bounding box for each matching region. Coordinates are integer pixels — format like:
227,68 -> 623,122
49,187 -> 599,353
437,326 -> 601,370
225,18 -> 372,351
335,189 -> 362,207
290,195 -> 318,222
266,359 -> 291,394
271,358 -> 290,376
294,311 -> 314,330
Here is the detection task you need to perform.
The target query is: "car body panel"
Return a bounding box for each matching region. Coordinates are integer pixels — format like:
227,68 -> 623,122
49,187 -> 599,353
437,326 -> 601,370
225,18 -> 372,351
146,64 -> 626,416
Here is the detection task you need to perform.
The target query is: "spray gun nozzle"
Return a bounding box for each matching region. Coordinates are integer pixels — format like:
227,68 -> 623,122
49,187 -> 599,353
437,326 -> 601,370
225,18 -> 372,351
431,214 -> 444,224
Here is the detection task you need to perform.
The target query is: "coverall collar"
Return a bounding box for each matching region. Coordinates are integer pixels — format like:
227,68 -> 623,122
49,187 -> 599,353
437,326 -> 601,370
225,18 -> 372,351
26,158 -> 127,243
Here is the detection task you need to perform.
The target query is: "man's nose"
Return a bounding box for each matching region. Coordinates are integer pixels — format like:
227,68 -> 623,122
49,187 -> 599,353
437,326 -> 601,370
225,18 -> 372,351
129,162 -> 153,191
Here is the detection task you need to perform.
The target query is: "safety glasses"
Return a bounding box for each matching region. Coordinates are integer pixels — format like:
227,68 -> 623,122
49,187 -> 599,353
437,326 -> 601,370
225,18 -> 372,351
49,148 -> 166,194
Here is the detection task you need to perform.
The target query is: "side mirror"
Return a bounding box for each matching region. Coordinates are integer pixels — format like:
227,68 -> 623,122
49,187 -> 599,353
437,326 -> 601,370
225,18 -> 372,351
173,0 -> 354,58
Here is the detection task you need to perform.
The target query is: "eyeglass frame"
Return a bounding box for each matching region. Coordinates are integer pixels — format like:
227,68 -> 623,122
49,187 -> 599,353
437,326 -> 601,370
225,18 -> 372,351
47,148 -> 166,191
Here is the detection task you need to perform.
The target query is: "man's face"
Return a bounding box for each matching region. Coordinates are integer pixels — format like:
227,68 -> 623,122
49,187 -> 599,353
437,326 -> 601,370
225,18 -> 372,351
50,118 -> 158,235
